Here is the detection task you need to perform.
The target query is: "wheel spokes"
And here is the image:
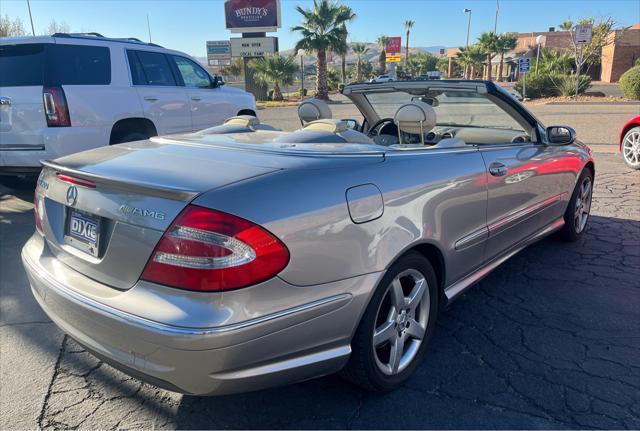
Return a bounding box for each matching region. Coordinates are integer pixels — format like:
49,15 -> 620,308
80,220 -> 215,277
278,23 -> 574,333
406,278 -> 426,313
389,334 -> 405,374
405,318 -> 425,340
374,320 -> 396,347
390,277 -> 406,310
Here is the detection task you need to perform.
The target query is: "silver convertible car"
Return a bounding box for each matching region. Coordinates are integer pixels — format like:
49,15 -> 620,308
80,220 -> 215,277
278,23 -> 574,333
23,80 -> 594,395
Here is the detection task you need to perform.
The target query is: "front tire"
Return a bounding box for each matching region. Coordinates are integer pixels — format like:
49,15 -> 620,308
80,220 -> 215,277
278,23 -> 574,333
621,126 -> 640,170
559,168 -> 593,242
342,251 -> 439,392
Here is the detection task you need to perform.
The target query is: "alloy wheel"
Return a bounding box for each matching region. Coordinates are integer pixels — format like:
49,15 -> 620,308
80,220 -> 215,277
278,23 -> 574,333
622,130 -> 640,169
574,176 -> 592,234
372,269 -> 429,375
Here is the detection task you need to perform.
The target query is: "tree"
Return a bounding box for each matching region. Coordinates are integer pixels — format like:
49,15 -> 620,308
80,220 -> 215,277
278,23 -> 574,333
535,48 -> 574,74
220,58 -> 244,82
477,31 -> 499,80
250,54 -> 299,101
292,0 -> 355,100
457,45 -> 485,79
404,20 -> 414,65
0,15 -> 26,37
495,33 -> 518,81
44,19 -> 70,35
405,52 -> 438,77
376,35 -> 389,74
351,42 -> 369,82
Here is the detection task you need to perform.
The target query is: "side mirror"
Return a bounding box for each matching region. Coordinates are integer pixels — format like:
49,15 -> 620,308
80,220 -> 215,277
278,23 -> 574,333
212,75 -> 225,88
343,119 -> 361,130
547,125 -> 576,145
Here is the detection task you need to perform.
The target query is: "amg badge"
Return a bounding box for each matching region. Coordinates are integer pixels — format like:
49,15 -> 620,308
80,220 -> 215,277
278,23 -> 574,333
119,205 -> 166,220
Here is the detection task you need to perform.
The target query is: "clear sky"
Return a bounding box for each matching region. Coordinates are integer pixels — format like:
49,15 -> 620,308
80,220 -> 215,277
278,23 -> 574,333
3,0 -> 639,57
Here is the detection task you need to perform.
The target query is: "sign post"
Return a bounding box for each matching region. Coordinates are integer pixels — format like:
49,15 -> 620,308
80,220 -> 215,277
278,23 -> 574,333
518,58 -> 531,100
385,37 -> 402,79
574,24 -> 593,45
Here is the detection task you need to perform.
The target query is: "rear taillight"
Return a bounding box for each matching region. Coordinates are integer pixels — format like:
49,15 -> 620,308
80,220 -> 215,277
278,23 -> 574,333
141,205 -> 289,291
43,86 -> 70,127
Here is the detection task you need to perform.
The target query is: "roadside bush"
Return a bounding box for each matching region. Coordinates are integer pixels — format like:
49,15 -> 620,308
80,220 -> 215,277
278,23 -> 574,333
619,66 -> 640,100
515,73 -> 557,99
553,74 -> 592,96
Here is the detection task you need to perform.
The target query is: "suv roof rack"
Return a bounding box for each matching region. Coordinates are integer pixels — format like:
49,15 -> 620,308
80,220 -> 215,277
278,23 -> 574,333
51,33 -> 163,48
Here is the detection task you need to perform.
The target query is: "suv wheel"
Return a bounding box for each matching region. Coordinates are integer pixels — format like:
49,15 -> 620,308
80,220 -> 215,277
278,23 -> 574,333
342,251 -> 438,392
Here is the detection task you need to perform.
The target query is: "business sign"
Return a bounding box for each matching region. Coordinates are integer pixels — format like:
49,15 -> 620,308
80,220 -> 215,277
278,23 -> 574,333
230,37 -> 277,57
206,40 -> 231,60
518,57 -> 531,73
225,0 -> 281,33
386,55 -> 402,63
386,37 -> 402,55
575,24 -> 593,45
208,58 -> 232,67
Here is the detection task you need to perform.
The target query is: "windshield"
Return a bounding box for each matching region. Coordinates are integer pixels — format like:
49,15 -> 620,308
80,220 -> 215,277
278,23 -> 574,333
365,90 -> 525,131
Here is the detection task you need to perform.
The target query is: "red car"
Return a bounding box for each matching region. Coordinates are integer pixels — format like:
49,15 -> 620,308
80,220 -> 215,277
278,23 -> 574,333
620,116 -> 640,170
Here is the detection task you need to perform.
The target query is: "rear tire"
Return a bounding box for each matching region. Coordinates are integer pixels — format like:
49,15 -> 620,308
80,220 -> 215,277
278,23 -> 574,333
621,127 -> 640,170
342,251 -> 438,392
558,168 -> 593,242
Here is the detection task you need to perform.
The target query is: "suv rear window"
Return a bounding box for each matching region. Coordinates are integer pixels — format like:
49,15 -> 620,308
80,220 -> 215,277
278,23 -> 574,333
0,43 -> 110,87
0,44 -> 45,86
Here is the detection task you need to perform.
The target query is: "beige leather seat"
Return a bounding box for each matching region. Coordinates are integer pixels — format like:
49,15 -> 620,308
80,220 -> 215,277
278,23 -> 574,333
298,99 -> 332,124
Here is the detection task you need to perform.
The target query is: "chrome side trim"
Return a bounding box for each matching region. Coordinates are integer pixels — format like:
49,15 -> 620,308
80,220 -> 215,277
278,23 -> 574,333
488,193 -> 566,236
445,218 -> 564,302
455,226 -> 489,251
209,345 -> 352,380
41,160 -> 199,201
22,248 -> 352,336
0,144 -> 46,151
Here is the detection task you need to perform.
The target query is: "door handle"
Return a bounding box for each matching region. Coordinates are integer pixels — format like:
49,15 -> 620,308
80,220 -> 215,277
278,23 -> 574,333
489,162 -> 508,177
190,96 -> 202,101
143,96 -> 158,102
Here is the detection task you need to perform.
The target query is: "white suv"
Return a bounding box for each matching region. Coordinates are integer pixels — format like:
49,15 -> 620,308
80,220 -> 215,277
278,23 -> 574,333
0,33 -> 256,175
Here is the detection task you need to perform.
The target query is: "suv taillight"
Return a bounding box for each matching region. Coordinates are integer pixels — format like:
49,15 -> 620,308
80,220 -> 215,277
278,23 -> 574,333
141,205 -> 290,292
43,86 -> 70,127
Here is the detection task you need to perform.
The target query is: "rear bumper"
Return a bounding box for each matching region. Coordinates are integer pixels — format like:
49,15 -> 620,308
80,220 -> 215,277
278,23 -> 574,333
22,234 -> 379,395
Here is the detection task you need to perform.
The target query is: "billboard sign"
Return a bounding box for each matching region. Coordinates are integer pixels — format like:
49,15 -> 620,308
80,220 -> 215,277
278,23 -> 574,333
574,24 -> 593,45
206,40 -> 231,58
225,0 -> 281,33
386,37 -> 402,55
230,37 -> 278,57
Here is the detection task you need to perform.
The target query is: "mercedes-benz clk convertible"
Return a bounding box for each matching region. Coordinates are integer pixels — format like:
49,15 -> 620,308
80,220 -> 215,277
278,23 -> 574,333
22,80 -> 594,395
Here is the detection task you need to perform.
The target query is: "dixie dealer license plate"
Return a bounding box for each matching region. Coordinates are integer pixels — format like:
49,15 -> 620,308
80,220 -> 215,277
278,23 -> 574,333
65,209 -> 101,257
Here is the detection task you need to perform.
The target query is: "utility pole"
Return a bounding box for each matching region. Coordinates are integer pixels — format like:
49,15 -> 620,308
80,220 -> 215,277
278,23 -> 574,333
26,0 -> 35,36
494,0 -> 499,33
464,8 -> 472,48
147,14 -> 152,43
300,54 -> 304,96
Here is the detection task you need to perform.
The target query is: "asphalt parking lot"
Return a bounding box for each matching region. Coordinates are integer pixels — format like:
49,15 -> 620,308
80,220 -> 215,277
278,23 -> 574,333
1,102 -> 639,429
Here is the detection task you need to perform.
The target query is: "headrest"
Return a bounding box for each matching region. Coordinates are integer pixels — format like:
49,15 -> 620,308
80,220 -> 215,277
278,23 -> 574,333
303,119 -> 348,133
298,99 -> 332,123
224,115 -> 260,128
394,101 -> 437,134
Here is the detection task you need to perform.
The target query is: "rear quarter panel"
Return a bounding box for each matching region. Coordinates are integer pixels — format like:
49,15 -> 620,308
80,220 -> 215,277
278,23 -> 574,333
192,147 -> 488,288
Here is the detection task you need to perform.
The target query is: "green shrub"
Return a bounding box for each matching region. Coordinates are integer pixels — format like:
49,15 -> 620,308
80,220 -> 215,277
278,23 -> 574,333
267,89 -> 274,101
619,66 -> 640,100
515,73 -> 557,99
553,74 -> 592,96
635,58 -> 640,67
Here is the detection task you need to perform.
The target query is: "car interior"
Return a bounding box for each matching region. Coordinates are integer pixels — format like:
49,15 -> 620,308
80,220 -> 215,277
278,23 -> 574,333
198,88 -> 536,150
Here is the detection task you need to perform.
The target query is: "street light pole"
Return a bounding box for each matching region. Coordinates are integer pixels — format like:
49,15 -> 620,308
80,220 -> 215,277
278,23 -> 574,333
535,35 -> 546,74
464,8 -> 472,48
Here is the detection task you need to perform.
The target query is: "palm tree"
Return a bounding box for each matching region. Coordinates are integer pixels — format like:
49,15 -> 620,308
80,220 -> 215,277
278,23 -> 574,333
457,45 -> 485,79
220,57 -> 244,82
292,0 -> 356,100
559,20 -> 573,31
477,31 -> 499,80
404,20 -> 414,65
352,42 -> 369,82
495,33 -> 518,81
376,35 -> 389,74
250,54 -> 299,101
